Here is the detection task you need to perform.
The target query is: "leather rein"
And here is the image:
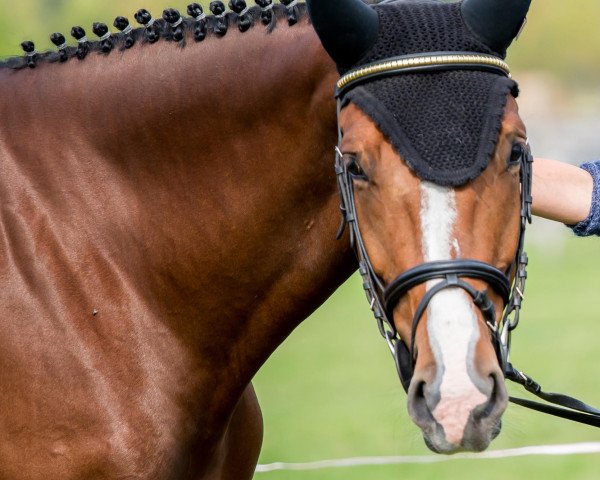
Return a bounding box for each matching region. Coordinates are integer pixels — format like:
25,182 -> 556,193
334,52 -> 600,428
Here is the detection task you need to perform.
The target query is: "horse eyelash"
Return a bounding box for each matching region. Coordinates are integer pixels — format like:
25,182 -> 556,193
508,143 -> 525,167
345,155 -> 369,180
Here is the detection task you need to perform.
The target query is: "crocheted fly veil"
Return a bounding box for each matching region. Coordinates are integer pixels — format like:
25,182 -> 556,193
339,1 -> 518,187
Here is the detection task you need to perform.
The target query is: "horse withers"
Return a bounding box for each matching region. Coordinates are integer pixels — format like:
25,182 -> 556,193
0,0 -> 529,477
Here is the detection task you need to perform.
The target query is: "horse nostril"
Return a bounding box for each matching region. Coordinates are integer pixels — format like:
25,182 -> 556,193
478,372 -> 507,419
491,419 -> 503,440
414,380 -> 425,401
407,380 -> 435,424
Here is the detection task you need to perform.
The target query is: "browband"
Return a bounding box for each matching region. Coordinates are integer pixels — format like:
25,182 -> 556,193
335,52 -> 511,97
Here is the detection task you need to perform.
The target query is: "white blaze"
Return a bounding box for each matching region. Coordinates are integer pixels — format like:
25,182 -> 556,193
419,182 -> 487,446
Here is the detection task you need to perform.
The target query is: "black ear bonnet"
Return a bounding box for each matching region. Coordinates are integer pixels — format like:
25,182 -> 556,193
339,1 -> 519,187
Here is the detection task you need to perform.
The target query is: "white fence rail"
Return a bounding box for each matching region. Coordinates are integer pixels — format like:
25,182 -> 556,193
256,442 -> 600,473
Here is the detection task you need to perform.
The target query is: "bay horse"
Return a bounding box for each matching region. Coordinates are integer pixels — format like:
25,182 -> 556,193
0,0 -> 530,477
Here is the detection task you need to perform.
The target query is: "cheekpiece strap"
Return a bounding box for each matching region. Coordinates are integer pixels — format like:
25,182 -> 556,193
336,52 -> 511,98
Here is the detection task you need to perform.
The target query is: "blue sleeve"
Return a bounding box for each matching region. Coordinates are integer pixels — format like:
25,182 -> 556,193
568,161 -> 600,237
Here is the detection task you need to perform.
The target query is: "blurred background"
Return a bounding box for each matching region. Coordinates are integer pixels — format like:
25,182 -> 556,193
1,1 -> 599,478
1,0 -> 599,168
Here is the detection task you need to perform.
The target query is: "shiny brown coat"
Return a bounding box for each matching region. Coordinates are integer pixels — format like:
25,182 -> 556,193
0,17 -> 352,479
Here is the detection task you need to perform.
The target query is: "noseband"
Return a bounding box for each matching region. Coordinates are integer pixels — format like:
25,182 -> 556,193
334,52 -> 532,392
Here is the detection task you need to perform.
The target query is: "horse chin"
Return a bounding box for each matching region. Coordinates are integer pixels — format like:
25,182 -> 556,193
421,418 -> 503,454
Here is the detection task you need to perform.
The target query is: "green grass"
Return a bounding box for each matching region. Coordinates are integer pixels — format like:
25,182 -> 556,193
253,233 -> 600,479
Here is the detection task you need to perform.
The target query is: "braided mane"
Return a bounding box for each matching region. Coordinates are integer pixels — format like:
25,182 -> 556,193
0,2 -> 308,71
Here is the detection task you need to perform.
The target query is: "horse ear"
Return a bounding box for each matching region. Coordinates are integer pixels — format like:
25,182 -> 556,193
306,0 -> 379,69
461,0 -> 532,53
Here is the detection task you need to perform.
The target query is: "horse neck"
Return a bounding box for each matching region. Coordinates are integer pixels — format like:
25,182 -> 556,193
0,19 -> 353,386
1,18 -> 333,162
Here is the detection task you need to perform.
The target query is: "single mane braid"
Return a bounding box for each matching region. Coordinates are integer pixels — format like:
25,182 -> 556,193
163,9 -> 185,42
134,8 -> 153,25
20,41 -> 36,68
70,26 -> 90,60
49,33 -> 68,62
280,0 -> 299,25
229,0 -> 252,32
49,34 -> 67,62
114,16 -> 135,49
187,3 -> 204,18
135,8 -> 160,43
92,22 -> 114,53
188,3 -> 208,41
229,0 -> 247,14
256,0 -> 274,25
210,1 -> 229,35
2,2 -> 309,70
209,1 -> 226,15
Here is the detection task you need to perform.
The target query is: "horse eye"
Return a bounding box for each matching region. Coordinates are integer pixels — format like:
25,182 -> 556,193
509,144 -> 524,167
346,157 -> 369,180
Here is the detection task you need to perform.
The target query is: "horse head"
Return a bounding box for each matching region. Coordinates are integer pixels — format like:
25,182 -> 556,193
308,0 -> 532,453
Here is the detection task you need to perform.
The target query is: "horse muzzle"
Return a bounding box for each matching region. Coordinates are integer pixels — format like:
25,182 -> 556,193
407,354 -> 508,453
